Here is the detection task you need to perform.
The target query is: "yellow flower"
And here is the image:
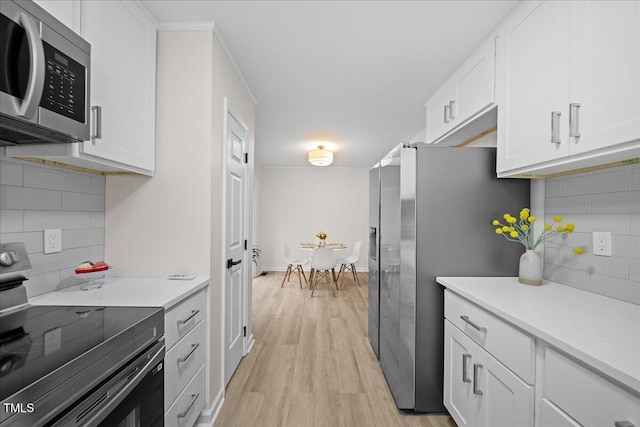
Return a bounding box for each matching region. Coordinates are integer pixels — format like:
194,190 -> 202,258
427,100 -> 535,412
544,224 -> 552,231
566,223 -> 575,231
556,226 -> 565,232
573,247 -> 584,255
506,216 -> 517,224
510,231 -> 519,238
522,208 -> 530,212
502,226 -> 510,232
520,210 -> 529,219
528,216 -> 536,223
554,216 -> 563,222
509,227 -> 515,232
495,228 -> 503,235
522,224 -> 529,231
492,220 -> 500,226
503,214 -> 511,220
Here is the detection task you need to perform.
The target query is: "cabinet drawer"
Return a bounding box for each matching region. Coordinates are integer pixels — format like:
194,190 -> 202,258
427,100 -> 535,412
539,398 -> 580,427
165,365 -> 205,427
165,289 -> 205,350
544,347 -> 640,427
445,290 -> 535,384
165,321 -> 205,409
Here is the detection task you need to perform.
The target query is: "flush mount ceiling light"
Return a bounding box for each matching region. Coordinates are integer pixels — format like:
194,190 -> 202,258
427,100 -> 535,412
308,145 -> 333,166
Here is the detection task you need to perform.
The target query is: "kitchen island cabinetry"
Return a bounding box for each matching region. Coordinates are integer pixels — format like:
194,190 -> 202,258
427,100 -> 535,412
9,0 -> 157,176
496,0 -> 640,177
439,277 -> 640,427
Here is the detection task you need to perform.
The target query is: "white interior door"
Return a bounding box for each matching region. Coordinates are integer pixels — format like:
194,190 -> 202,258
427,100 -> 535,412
224,107 -> 248,385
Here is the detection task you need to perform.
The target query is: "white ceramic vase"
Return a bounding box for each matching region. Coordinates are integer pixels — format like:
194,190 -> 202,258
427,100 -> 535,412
318,239 -> 326,247
519,249 -> 542,286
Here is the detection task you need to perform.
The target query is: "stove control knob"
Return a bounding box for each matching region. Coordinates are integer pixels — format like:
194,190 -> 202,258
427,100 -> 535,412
0,250 -> 18,267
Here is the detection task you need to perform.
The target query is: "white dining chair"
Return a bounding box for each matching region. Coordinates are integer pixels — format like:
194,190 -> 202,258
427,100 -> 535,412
309,247 -> 338,297
281,241 -> 308,288
336,241 -> 362,287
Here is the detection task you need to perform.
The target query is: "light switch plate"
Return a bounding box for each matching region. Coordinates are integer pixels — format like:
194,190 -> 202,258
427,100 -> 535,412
44,229 -> 62,254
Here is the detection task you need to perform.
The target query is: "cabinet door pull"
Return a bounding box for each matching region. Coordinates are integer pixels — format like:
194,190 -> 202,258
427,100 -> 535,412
569,103 -> 581,137
444,105 -> 450,123
449,100 -> 456,120
462,353 -> 472,383
178,343 -> 199,363
177,393 -> 199,418
178,310 -> 200,325
91,106 -> 102,140
551,111 -> 562,144
614,422 -> 635,427
473,363 -> 483,395
460,315 -> 487,332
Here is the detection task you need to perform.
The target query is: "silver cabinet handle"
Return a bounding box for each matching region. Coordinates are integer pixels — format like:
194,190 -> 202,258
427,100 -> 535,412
178,309 -> 200,325
177,393 -> 199,418
551,111 -> 562,144
473,363 -> 483,395
460,315 -> 487,332
91,106 -> 102,140
615,422 -> 635,427
462,353 -> 472,383
444,105 -> 450,123
178,343 -> 199,363
15,12 -> 45,118
449,100 -> 456,120
569,103 -> 581,137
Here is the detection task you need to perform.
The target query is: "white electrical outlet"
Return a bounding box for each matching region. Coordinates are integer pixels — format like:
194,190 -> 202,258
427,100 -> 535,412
44,228 -> 62,254
44,327 -> 62,356
592,231 -> 612,257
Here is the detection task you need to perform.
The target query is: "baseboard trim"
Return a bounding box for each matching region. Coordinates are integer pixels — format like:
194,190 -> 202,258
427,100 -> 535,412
196,388 -> 224,427
245,333 -> 255,354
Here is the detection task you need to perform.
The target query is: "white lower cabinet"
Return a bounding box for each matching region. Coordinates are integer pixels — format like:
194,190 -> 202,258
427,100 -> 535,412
444,320 -> 534,427
164,289 -> 206,426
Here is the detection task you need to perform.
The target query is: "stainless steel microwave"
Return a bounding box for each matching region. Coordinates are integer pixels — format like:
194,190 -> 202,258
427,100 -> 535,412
0,0 -> 90,145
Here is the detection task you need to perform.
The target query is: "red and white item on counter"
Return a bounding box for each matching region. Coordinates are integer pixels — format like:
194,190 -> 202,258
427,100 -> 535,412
75,261 -> 109,274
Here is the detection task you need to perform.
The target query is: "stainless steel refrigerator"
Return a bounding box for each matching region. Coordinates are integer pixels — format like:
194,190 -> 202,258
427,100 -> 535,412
368,144 -> 530,413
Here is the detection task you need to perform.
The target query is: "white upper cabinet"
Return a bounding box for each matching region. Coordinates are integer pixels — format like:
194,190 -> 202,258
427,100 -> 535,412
426,36 -> 496,144
33,0 -> 80,34
80,0 -> 156,175
497,0 -> 640,177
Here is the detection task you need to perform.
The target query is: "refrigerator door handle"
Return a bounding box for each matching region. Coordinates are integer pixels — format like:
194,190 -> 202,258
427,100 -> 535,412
460,315 -> 487,332
462,353 -> 472,383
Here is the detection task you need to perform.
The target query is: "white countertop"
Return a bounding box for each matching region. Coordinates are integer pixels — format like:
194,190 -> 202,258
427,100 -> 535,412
30,276 -> 209,310
436,276 -> 640,393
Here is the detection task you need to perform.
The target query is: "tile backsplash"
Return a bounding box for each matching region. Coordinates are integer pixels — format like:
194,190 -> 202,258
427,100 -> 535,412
544,162 -> 640,305
0,154 -> 105,297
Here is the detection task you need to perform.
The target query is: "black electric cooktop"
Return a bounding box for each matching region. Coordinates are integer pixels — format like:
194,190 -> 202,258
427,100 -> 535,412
0,305 -> 163,403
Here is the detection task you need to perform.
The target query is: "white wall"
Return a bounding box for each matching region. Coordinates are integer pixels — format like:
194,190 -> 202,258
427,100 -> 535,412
258,167 -> 369,271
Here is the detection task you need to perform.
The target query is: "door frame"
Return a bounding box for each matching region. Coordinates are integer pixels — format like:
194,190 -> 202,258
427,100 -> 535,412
221,97 -> 253,388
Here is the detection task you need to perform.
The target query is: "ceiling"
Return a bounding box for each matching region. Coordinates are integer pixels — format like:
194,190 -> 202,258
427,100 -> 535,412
142,1 -> 521,168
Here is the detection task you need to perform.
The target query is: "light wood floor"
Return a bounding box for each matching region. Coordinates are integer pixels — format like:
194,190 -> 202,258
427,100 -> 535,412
214,271 -> 456,427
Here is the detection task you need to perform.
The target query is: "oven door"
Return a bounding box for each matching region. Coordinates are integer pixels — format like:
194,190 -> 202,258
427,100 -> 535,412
53,340 -> 164,427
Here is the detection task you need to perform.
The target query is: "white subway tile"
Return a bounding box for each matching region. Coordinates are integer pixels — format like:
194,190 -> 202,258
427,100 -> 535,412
629,258 -> 639,282
24,165 -> 91,193
0,185 -> 61,210
612,235 -> 640,259
91,212 -> 105,228
24,211 -> 91,231
589,274 -> 640,305
0,161 -> 23,186
561,169 -> 631,196
0,231 -> 43,253
543,264 -> 589,291
62,192 -> 105,212
592,191 -> 640,214
24,270 -> 61,297
0,210 -> 23,233
62,228 -> 104,249
546,180 -> 562,197
545,232 -> 590,252
630,214 -> 640,236
90,245 -> 105,261
28,247 -> 92,275
91,176 -> 106,195
545,247 -> 629,279
632,166 -> 640,191
545,195 -> 591,214
544,214 -> 631,235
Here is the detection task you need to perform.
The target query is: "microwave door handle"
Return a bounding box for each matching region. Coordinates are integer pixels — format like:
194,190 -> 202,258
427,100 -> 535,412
15,12 -> 45,118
